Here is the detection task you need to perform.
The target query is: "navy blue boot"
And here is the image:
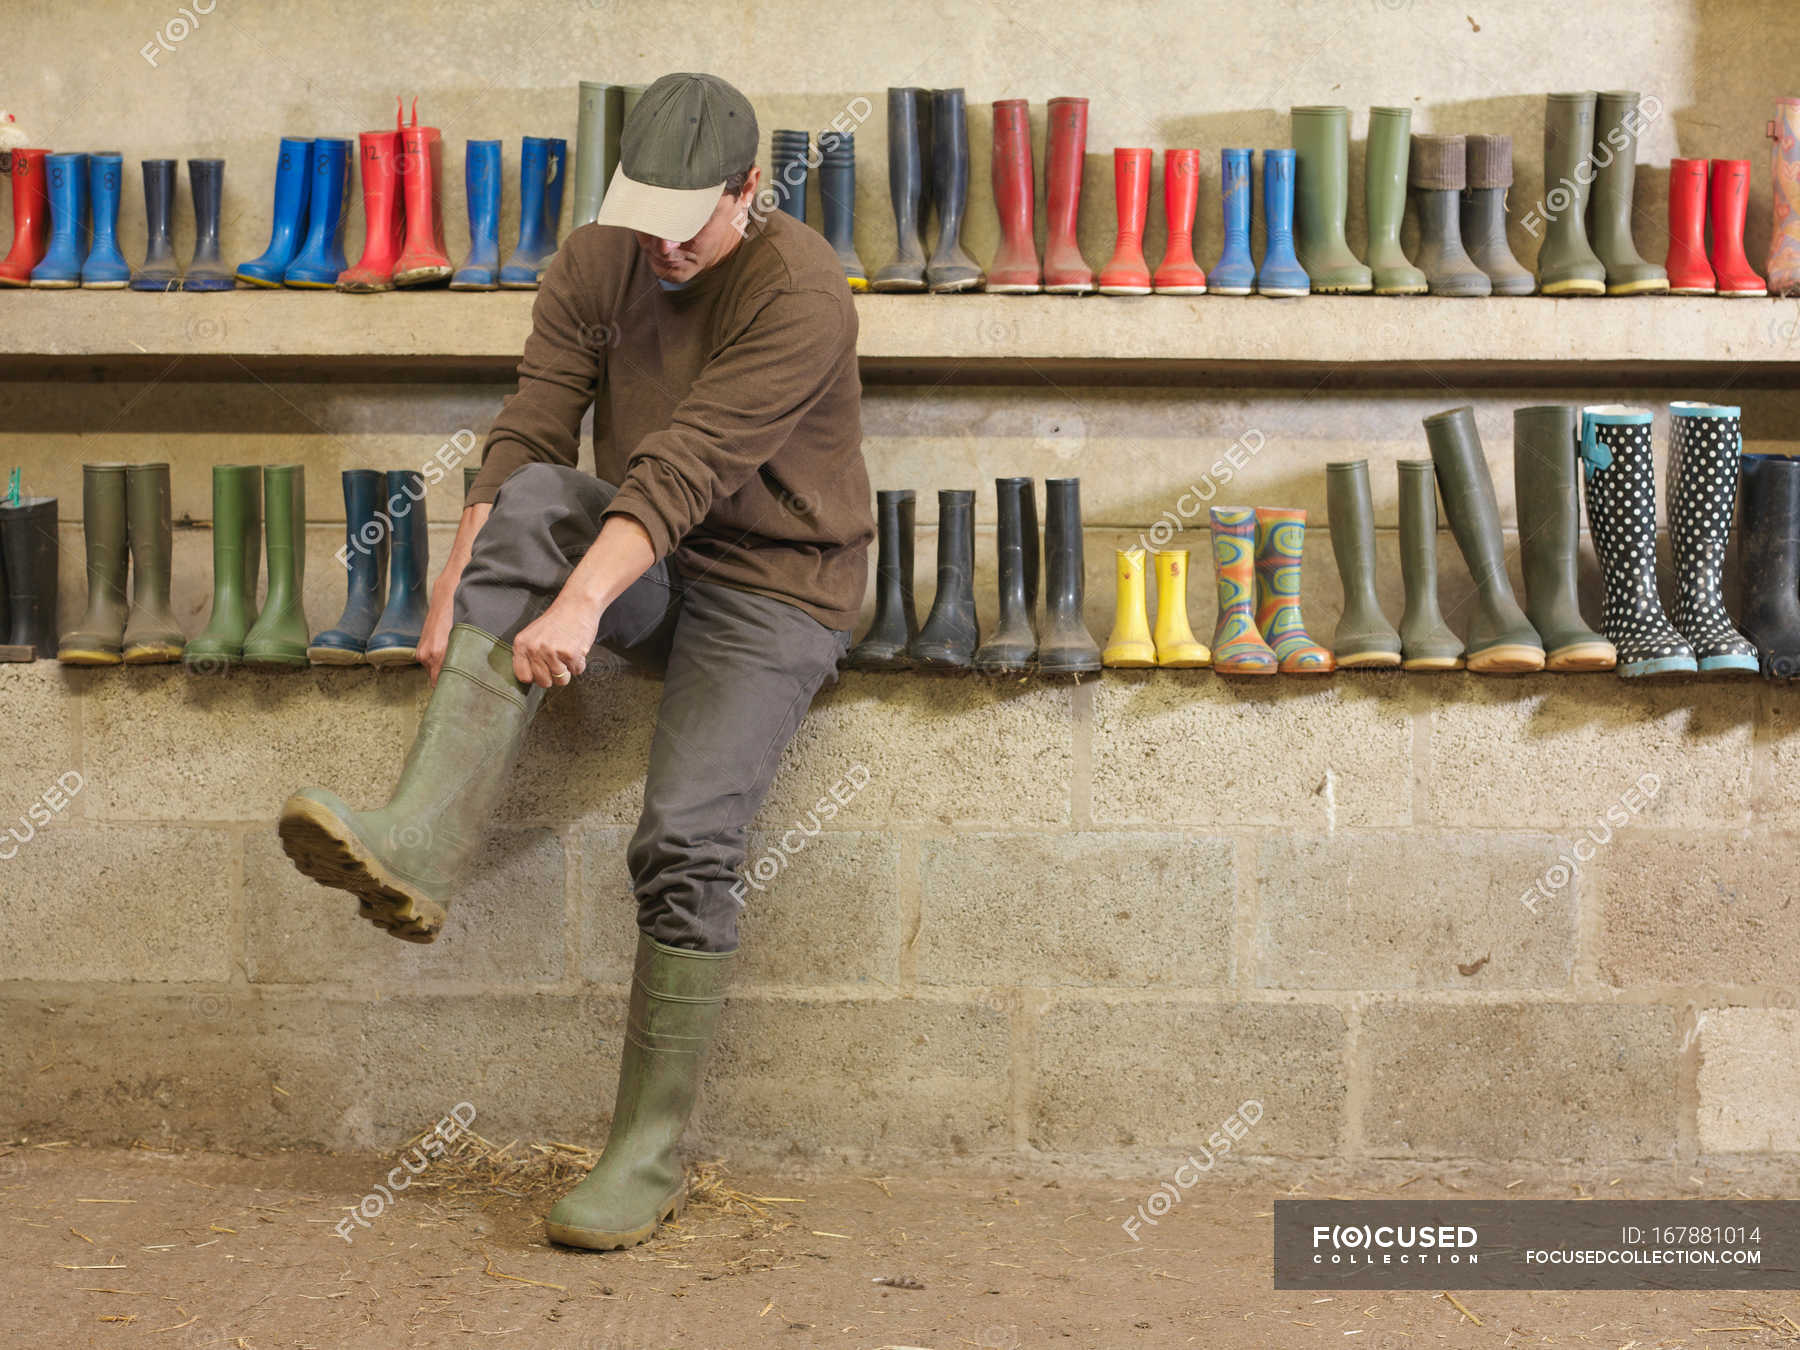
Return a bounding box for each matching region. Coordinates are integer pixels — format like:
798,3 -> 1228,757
237,138 -> 312,286
30,152 -> 88,287
365,470 -> 430,667
1211,147 -> 1255,295
451,139 -> 502,290
81,153 -> 130,287
283,137 -> 350,288
1256,148 -> 1310,297
184,158 -> 233,290
771,130 -> 810,221
500,137 -> 563,288
131,159 -> 181,291
309,469 -> 388,665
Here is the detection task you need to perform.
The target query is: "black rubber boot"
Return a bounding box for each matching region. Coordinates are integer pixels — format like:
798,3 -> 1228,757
130,159 -> 181,291
1512,406 -> 1615,671
1739,454 -> 1800,679
1461,134 -> 1535,296
182,158 -> 234,291
1410,135 -> 1490,297
926,88 -> 982,292
848,489 -> 918,670
975,476 -> 1039,673
770,130 -> 810,222
818,130 -> 867,290
908,489 -> 979,669
0,497 -> 59,661
1037,477 -> 1102,675
872,88 -> 930,292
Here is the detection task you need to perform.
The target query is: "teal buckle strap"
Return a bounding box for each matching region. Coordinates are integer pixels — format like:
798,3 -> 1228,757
4,468 -> 18,507
1579,418 -> 1612,472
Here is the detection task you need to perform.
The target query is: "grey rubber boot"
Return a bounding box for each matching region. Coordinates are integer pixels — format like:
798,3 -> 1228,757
1396,459 -> 1464,670
1589,91 -> 1668,295
1512,405 -> 1615,671
1537,92 -> 1607,295
1410,134 -> 1490,296
1325,460 -> 1401,667
1460,134 -> 1535,295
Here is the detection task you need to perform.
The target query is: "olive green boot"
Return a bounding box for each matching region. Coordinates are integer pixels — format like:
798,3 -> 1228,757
1589,90 -> 1668,295
1536,92 -> 1607,296
1512,405 -> 1616,671
277,623 -> 546,940
57,462 -> 130,665
121,462 -> 186,663
546,933 -> 733,1251
1396,459 -> 1464,670
1325,460 -> 1401,667
1365,107 -> 1426,295
1290,105 -> 1371,293
1423,407 -> 1544,673
184,465 -> 263,672
242,464 -> 309,666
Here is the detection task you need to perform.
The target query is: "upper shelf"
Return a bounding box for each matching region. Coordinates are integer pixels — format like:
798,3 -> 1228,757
2,290 -> 1797,386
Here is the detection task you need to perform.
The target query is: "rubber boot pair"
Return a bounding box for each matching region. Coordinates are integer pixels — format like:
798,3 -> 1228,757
1771,98 -> 1800,297
1537,91 -> 1666,296
974,477 -> 1038,673
872,87 -> 981,292
183,465 -> 263,672
236,138 -> 315,286
500,136 -> 567,288
0,495 -> 59,661
1216,149 -> 1310,297
283,139 -> 354,288
1104,548 -> 1209,667
1290,106 -> 1369,293
308,469 -> 430,666
1097,149 -> 1207,295
981,477 -> 1099,674
983,95 -> 1092,293
0,147 -> 51,286
57,463 -> 185,665
113,158 -> 229,292
1739,453 -> 1800,677
1410,135 -> 1489,296
1665,158 -> 1767,296
339,100 -> 453,291
1208,508 -> 1329,674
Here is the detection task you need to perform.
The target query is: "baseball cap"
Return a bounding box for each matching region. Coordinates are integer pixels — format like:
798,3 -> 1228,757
594,72 -> 759,241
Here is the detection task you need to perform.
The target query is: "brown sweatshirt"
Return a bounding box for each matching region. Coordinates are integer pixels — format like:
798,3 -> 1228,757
467,209 -> 872,630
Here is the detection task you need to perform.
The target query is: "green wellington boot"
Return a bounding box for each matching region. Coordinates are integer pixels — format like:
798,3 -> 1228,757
1512,405 -> 1616,670
1396,459 -> 1465,670
1365,106 -> 1426,294
121,462 -> 186,663
242,464 -> 309,666
58,463 -> 130,665
278,623 -> 546,940
1537,93 -> 1607,296
1423,407 -> 1544,673
1589,90 -> 1668,296
184,465 -> 263,671
1290,105 -> 1371,293
1324,460 -> 1401,667
546,932 -> 734,1251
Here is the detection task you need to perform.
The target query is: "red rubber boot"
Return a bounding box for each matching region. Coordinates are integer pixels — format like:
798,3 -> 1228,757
1153,147 -> 1206,293
338,118 -> 403,293
1042,96 -> 1094,294
1098,147 -> 1151,294
1664,157 -> 1714,295
0,148 -> 51,288
395,99 -> 453,287
1708,158 -> 1767,297
987,99 -> 1040,293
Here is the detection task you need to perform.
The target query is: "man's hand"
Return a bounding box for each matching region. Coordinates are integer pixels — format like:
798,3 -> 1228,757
422,501 -> 491,684
513,595 -> 604,688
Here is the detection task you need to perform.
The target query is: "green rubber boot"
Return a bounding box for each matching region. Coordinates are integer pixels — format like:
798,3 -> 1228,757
1365,107 -> 1426,294
546,933 -> 734,1251
1536,92 -> 1607,296
277,623 -> 545,940
1396,459 -> 1465,670
57,462 -> 129,665
1423,407 -> 1544,673
1325,460 -> 1401,667
184,465 -> 263,672
121,462 -> 186,663
571,81 -> 625,228
1512,405 -> 1616,671
1589,91 -> 1668,295
1290,105 -> 1371,293
242,464 -> 309,666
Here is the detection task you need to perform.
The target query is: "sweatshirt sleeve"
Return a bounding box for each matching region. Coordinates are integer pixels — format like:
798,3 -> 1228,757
465,244 -> 600,506
601,286 -> 849,560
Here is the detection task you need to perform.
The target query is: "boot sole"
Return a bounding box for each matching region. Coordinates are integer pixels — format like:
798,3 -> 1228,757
1545,642 -> 1618,672
1466,644 -> 1547,674
1401,655 -> 1464,671
307,646 -> 368,666
1606,279 -> 1670,296
365,646 -> 420,668
1540,279 -> 1606,296
545,1184 -> 685,1251
1338,650 -> 1403,669
58,649 -> 124,666
276,794 -> 446,942
123,644 -> 186,664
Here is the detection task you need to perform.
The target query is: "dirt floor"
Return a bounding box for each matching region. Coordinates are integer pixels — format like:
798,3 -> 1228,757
5,1140 -> 1800,1350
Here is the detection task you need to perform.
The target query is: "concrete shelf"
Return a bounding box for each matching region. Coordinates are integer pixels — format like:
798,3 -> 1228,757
0,289 -> 1796,385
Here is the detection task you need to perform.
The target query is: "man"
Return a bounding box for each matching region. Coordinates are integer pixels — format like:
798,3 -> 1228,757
277,72 -> 872,1252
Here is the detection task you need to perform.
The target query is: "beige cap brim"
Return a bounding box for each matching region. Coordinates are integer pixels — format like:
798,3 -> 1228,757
593,164 -> 725,242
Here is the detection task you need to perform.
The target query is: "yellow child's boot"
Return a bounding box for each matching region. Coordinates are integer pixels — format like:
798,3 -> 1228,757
1152,549 -> 1211,666
1103,548 -> 1156,667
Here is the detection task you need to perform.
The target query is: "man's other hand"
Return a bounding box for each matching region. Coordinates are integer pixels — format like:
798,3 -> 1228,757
513,596 -> 604,688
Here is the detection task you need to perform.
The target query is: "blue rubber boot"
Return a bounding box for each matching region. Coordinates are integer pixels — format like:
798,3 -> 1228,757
309,469 -> 388,665
283,137 -> 351,288
1211,147 -> 1255,295
237,138 -> 313,286
30,152 -> 88,288
81,153 -> 130,288
365,470 -> 430,667
544,137 -> 567,249
450,139 -> 502,290
1256,149 -> 1310,297
131,159 -> 182,291
183,158 -> 234,290
500,137 -> 556,288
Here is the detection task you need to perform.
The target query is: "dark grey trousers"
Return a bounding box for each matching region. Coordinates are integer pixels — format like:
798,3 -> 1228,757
453,463 -> 850,953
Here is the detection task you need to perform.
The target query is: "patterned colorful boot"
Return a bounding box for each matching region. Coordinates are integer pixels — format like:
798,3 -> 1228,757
1208,507 -> 1277,675
1254,508 -> 1334,674
1580,407 -> 1697,678
1770,98 -> 1800,296
1666,402 -> 1758,673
